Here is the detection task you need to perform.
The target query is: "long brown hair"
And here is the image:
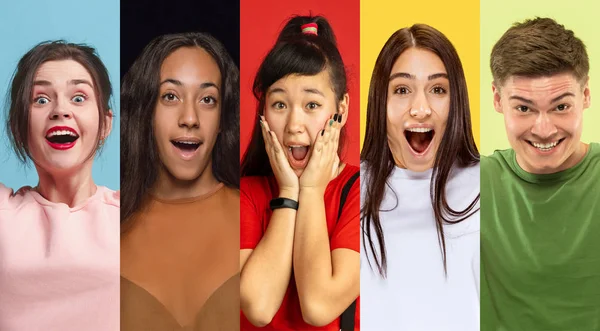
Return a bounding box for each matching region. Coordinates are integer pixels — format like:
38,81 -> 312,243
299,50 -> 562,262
120,33 -> 239,232
361,24 -> 480,277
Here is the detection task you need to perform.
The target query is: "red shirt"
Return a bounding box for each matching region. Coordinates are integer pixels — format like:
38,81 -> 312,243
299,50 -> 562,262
240,164 -> 361,331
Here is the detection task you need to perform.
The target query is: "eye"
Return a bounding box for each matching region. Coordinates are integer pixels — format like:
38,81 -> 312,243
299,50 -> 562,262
516,105 -> 530,113
161,93 -> 179,103
200,96 -> 217,105
72,95 -> 86,103
431,86 -> 447,94
34,97 -> 50,105
272,101 -> 286,110
394,86 -> 410,94
556,104 -> 569,111
306,102 -> 321,110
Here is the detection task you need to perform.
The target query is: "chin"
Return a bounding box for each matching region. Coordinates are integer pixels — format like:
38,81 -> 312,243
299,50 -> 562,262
400,150 -> 435,173
525,160 -> 563,174
405,163 -> 434,172
293,168 -> 304,178
169,169 -> 204,182
35,155 -> 87,173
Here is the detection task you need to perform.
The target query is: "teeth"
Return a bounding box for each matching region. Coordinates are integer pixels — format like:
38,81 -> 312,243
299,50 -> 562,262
406,128 -> 432,133
532,141 -> 559,150
47,130 -> 77,137
175,141 -> 199,145
287,145 -> 306,150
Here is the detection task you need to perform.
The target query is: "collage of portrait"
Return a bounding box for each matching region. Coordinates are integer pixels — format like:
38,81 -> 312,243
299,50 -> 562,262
0,0 -> 599,330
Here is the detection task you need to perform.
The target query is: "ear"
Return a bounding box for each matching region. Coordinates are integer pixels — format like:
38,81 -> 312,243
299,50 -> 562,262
582,76 -> 591,109
102,109 -> 113,140
492,82 -> 503,114
338,93 -> 350,127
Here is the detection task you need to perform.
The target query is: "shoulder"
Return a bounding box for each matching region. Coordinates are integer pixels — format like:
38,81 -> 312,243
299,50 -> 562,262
481,149 -> 513,178
240,176 -> 273,206
96,186 -> 120,208
336,164 -> 360,192
0,183 -> 35,210
451,162 -> 480,184
219,184 -> 240,203
588,143 -> 600,161
241,175 -> 270,191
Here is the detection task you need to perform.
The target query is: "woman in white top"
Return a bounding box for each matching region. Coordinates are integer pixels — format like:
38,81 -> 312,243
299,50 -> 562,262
360,24 -> 480,331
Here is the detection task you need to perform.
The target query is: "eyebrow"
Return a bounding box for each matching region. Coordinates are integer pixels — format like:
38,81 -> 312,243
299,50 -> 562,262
33,79 -> 93,87
303,88 -> 325,97
389,72 -> 448,81
509,92 -> 576,105
550,92 -> 575,103
267,87 -> 284,96
267,87 -> 325,97
160,79 -> 219,91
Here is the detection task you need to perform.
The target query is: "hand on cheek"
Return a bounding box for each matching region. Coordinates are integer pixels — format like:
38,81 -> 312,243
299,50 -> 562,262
259,115 -> 299,196
299,113 -> 342,193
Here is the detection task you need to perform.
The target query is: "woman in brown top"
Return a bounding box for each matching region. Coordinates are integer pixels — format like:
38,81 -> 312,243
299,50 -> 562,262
120,33 -> 240,330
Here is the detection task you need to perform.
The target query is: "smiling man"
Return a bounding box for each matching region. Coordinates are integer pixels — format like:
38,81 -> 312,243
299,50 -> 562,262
481,17 -> 600,330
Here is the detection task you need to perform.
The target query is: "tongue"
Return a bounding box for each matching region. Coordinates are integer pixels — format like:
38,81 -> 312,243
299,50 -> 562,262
408,132 -> 432,153
291,146 -> 309,160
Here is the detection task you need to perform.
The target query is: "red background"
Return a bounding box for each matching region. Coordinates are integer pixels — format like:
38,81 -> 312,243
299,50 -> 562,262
239,0 -> 360,165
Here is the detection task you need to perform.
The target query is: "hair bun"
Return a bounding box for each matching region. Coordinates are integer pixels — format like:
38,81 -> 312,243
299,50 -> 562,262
276,15 -> 338,47
300,23 -> 318,35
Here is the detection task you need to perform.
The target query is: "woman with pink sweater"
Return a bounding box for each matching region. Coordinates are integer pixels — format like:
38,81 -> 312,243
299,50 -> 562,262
0,41 -> 119,331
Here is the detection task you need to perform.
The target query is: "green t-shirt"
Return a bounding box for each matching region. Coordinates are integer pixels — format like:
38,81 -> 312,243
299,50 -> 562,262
481,143 -> 600,331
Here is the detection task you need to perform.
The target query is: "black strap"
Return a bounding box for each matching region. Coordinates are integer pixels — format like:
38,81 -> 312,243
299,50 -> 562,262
338,170 -> 359,331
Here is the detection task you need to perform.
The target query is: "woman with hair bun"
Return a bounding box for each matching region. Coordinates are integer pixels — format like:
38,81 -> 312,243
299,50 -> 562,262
240,15 -> 360,331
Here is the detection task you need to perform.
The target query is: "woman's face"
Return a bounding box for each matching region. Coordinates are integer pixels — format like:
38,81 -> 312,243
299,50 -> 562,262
386,47 -> 450,172
264,70 -> 347,177
153,47 -> 221,182
29,59 -> 109,173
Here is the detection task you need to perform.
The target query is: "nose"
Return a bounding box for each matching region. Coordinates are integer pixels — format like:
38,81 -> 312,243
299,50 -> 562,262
285,106 -> 305,134
178,100 -> 200,129
48,100 -> 72,120
409,91 -> 432,120
531,112 -> 558,139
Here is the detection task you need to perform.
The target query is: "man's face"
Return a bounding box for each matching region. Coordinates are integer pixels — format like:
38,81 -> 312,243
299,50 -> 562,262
493,72 -> 591,174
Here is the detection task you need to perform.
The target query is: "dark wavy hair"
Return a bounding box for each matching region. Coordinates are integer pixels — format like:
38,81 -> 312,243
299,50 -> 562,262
5,40 -> 112,164
120,32 -> 240,230
241,15 -> 348,177
361,24 -> 480,277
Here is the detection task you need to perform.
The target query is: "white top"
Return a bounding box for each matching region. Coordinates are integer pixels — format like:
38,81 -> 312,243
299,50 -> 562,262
360,164 -> 480,331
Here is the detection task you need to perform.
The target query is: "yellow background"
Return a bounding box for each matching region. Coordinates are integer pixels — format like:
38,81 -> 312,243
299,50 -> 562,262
360,0 -> 480,151
480,0 -> 600,155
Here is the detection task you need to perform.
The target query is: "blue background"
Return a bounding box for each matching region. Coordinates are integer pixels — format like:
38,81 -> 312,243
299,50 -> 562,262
0,0 -> 120,190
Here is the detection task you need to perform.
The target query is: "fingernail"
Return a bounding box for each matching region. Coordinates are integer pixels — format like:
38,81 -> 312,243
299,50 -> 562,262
338,114 -> 343,123
333,114 -> 338,121
321,129 -> 325,136
329,119 -> 334,126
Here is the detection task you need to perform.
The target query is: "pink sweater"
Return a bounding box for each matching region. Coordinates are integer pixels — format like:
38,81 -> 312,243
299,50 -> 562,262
0,184 -> 120,331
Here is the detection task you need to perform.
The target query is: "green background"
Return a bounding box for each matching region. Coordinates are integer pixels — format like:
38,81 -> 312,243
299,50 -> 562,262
480,0 -> 599,155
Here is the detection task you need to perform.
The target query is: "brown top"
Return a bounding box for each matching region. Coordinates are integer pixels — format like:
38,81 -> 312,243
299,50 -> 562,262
121,183 -> 239,331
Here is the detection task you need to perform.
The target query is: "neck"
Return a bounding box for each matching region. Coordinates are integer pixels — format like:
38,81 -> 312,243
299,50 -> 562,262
35,162 -> 97,208
152,163 -> 220,200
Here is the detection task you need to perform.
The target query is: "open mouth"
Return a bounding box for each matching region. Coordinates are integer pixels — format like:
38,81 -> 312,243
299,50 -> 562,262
171,139 -> 201,152
404,127 -> 435,154
289,145 -> 309,161
527,138 -> 565,152
45,127 -> 79,150
286,144 -> 310,169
